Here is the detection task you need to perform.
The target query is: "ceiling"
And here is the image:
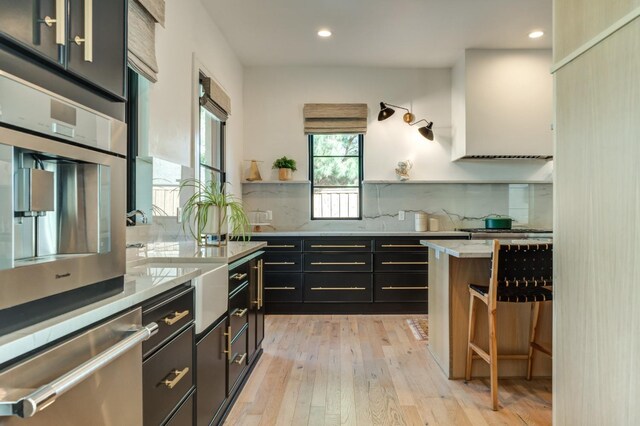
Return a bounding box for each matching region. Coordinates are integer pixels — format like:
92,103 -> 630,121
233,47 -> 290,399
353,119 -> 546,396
202,0 -> 552,68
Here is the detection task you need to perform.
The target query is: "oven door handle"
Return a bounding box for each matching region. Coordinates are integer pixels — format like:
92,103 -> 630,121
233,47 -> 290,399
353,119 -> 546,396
0,322 -> 158,418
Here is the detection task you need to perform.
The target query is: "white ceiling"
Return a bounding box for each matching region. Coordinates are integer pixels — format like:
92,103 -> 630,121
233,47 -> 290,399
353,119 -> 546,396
202,0 -> 552,68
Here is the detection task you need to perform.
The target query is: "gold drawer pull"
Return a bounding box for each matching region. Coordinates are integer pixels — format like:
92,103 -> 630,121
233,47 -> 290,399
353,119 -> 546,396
381,261 -> 428,265
310,244 -> 366,248
234,353 -> 247,365
381,244 -> 424,248
161,367 -> 190,389
267,244 -> 296,248
265,262 -> 296,265
224,326 -> 232,360
310,287 -> 366,291
233,308 -> 248,317
264,286 -> 296,290
310,262 -> 366,265
162,310 -> 189,326
231,273 -> 248,281
382,286 -> 429,290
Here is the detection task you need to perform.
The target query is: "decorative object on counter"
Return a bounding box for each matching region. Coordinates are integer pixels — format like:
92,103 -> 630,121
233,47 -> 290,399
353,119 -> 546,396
179,178 -> 250,246
244,160 -> 263,181
395,159 -> 413,181
415,212 -> 428,231
429,217 -> 440,231
248,210 -> 273,232
484,216 -> 513,229
272,156 -> 297,181
377,101 -> 435,141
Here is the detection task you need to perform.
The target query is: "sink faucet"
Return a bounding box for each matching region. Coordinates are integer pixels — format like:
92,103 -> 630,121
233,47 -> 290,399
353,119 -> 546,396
126,209 -> 148,225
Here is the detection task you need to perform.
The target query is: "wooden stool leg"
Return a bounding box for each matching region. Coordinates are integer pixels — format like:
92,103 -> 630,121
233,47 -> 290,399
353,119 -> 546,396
465,294 -> 478,381
527,301 -> 542,380
488,306 -> 499,410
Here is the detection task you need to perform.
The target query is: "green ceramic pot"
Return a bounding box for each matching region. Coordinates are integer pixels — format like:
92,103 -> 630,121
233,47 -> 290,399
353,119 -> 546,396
484,217 -> 513,229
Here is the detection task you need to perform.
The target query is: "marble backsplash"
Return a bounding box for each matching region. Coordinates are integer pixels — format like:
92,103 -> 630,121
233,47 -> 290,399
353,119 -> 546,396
241,182 -> 553,232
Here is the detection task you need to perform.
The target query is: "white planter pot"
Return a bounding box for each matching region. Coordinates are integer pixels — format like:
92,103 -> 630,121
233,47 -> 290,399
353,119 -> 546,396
201,205 -> 228,236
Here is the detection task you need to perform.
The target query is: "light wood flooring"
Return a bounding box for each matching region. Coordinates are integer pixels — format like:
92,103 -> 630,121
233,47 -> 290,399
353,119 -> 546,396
225,315 -> 551,425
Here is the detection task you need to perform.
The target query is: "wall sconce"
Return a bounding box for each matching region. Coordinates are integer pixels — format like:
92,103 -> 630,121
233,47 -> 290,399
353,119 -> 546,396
377,101 -> 434,141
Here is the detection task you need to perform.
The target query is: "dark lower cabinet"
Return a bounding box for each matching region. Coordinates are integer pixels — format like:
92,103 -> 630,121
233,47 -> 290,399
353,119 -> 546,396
228,326 -> 248,394
248,257 -> 265,362
165,391 -> 194,426
196,317 -> 227,426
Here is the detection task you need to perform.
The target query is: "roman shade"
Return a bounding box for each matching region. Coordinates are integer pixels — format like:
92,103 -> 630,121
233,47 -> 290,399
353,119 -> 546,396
200,76 -> 231,116
128,0 -> 165,82
303,103 -> 368,134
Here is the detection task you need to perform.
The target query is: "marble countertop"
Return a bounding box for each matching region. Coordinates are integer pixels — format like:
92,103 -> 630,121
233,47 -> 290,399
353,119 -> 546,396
0,241 -> 266,366
252,231 -> 469,237
420,239 -> 553,258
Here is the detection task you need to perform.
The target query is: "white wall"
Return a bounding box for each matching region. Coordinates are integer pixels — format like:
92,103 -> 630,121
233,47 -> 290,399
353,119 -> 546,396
243,66 -> 553,182
145,0 -> 245,190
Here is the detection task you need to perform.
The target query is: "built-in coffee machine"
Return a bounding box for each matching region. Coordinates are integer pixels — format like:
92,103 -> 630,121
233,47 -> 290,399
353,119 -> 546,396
0,71 -> 126,335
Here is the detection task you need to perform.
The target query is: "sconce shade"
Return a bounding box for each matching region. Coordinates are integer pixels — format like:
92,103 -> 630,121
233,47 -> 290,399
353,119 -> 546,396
377,102 -> 395,121
418,122 -> 434,141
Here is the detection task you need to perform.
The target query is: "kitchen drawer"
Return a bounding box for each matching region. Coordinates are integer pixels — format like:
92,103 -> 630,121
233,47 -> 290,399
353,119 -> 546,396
304,253 -> 372,272
304,239 -> 372,252
229,282 -> 249,340
142,286 -> 194,358
263,252 -> 303,272
228,326 -> 248,394
143,325 -> 194,426
229,261 -> 250,294
165,391 -> 194,426
374,273 -> 428,302
375,238 -> 427,252
304,273 -> 372,303
374,252 -> 429,272
259,238 -> 302,252
196,318 -> 227,426
263,273 -> 303,302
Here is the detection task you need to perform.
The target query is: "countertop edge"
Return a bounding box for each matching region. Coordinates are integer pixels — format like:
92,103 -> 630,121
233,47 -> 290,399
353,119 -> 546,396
251,231 -> 470,237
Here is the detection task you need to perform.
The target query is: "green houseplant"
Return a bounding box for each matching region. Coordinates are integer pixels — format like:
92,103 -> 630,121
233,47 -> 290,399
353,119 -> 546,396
272,156 -> 297,181
179,178 -> 250,246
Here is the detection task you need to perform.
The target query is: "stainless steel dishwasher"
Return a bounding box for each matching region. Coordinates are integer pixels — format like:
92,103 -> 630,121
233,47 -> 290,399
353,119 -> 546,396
0,308 -> 157,425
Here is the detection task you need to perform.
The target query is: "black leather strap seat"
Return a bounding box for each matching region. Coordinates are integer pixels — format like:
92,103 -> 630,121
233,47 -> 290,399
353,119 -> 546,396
469,284 -> 553,303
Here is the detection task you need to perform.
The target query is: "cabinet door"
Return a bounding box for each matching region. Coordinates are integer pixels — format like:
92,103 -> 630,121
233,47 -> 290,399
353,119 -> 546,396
256,259 -> 265,348
67,0 -> 126,98
196,318 -> 227,426
0,0 -> 64,64
247,258 -> 258,360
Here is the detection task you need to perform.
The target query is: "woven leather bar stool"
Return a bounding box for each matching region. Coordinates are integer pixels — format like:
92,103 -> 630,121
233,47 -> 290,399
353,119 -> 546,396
465,240 -> 553,410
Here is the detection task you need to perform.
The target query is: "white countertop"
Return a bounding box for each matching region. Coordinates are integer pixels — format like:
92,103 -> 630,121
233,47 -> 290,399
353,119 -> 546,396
252,231 -> 469,237
0,241 -> 266,366
420,239 -> 553,258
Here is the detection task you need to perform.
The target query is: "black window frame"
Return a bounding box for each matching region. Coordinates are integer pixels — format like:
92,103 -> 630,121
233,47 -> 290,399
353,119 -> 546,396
198,73 -> 227,184
125,68 -> 139,221
309,134 -> 364,220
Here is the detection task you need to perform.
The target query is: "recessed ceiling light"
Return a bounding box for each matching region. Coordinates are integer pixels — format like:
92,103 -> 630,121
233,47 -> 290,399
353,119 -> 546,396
317,29 -> 332,38
529,30 -> 544,39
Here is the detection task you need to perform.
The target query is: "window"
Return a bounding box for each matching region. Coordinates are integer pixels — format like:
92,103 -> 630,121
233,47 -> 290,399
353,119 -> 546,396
310,134 -> 363,219
198,75 -> 226,184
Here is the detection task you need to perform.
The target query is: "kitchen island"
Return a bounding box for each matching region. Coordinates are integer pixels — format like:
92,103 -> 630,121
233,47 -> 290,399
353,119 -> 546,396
420,239 -> 552,379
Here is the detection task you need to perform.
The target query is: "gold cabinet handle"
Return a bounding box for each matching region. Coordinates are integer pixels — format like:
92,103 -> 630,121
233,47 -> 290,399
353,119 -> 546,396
223,326 -> 232,360
233,308 -> 248,317
264,262 -> 296,265
264,287 -> 296,290
310,245 -> 366,248
381,261 -> 428,265
40,0 -> 66,45
310,262 -> 366,265
73,0 -> 93,61
231,273 -> 248,281
234,353 -> 247,365
267,244 -> 296,248
310,287 -> 366,291
381,286 -> 429,290
161,367 -> 189,389
162,310 -> 189,326
381,244 -> 424,248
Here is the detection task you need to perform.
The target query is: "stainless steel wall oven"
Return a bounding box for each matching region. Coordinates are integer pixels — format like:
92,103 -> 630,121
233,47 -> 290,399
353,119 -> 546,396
0,70 -> 126,335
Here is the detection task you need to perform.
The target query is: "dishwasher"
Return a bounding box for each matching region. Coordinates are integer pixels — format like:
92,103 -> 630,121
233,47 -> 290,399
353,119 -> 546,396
0,308 -> 157,425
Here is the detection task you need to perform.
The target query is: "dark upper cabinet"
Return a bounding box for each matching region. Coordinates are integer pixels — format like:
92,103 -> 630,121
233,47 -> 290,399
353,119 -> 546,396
67,0 -> 126,98
0,0 -> 64,64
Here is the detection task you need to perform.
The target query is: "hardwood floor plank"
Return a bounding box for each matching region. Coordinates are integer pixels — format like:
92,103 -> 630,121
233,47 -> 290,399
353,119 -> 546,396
224,315 -> 551,426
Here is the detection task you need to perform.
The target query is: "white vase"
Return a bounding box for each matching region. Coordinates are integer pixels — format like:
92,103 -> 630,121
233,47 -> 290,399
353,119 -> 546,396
200,205 -> 228,245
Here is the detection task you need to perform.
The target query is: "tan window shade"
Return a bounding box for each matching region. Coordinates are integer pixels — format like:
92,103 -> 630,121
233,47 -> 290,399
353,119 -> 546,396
128,0 -> 165,83
303,103 -> 368,134
201,77 -> 231,116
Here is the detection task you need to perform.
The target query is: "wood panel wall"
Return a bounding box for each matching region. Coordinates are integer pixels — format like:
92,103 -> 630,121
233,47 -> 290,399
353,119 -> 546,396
553,5 -> 640,423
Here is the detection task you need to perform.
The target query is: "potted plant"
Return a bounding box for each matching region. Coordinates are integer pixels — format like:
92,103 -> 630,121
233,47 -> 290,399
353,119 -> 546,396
179,178 -> 250,246
272,156 -> 297,181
